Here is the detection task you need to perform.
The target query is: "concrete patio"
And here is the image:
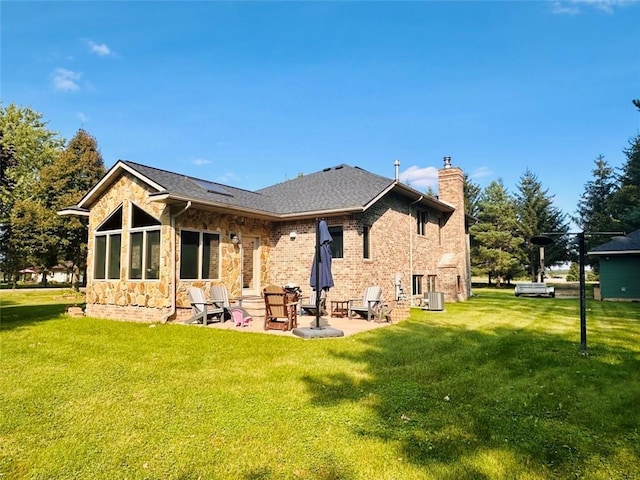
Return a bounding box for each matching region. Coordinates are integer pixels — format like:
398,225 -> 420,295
186,313 -> 396,338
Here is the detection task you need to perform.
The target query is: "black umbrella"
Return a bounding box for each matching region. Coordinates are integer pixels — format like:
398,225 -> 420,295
310,219 -> 334,329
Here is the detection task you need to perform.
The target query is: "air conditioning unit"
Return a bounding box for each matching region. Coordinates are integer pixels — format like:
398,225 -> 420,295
424,292 -> 445,311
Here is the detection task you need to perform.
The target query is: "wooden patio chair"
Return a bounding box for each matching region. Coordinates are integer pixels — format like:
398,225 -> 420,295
348,286 -> 383,321
263,285 -> 298,331
186,287 -> 224,326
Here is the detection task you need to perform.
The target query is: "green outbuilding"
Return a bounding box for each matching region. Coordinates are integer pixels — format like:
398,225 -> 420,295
588,229 -> 640,301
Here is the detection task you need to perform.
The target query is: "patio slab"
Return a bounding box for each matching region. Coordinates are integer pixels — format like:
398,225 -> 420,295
188,314 -> 394,337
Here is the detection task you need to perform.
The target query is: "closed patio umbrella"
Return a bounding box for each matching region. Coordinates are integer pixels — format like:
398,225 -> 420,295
293,219 -> 343,337
309,219 -> 334,329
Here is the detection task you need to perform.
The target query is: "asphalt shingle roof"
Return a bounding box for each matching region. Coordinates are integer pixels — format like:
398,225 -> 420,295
255,164 -> 394,214
124,161 -> 277,213
123,161 -> 395,216
588,229 -> 640,254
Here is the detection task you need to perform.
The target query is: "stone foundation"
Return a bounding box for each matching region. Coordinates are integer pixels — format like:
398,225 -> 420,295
85,303 -> 171,323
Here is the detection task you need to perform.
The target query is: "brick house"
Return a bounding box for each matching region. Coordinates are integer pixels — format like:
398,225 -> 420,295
60,157 -> 472,323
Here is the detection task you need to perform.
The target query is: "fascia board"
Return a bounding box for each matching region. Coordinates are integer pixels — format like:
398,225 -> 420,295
588,250 -> 640,255
77,161 -> 165,209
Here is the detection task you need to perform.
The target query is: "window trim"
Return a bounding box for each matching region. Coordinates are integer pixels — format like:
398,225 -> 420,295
362,225 -> 370,259
412,274 -> 423,296
416,210 -> 427,236
328,225 -> 344,259
93,205 -> 123,281
128,204 -> 161,281
179,229 -> 221,280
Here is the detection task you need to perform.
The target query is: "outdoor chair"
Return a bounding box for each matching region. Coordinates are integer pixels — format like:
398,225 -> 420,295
263,285 -> 298,331
348,286 -> 383,321
210,285 -> 232,321
300,290 -> 328,316
186,287 -> 224,326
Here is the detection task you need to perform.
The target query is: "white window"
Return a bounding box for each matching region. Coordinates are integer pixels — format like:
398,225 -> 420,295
179,230 -> 220,280
129,204 -> 161,280
416,210 -> 427,236
94,206 -> 123,280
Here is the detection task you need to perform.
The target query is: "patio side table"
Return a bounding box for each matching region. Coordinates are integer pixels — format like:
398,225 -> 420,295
331,300 -> 349,318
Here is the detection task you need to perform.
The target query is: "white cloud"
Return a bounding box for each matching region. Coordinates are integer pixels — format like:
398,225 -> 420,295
551,1 -> 581,14
551,0 -> 637,14
192,158 -> 212,166
77,112 -> 89,123
399,165 -> 438,191
470,166 -> 492,180
87,40 -> 114,57
216,172 -> 239,184
52,68 -> 81,91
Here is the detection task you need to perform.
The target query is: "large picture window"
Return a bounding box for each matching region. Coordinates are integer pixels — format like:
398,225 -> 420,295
94,206 -> 123,280
129,204 -> 161,280
180,230 -> 220,280
329,226 -> 343,259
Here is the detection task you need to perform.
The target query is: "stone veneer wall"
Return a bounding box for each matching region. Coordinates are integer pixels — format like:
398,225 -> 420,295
85,172 -> 272,323
85,173 -> 173,322
172,209 -> 271,313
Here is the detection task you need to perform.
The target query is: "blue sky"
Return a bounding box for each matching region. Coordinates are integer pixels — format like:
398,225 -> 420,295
3,1 -> 639,219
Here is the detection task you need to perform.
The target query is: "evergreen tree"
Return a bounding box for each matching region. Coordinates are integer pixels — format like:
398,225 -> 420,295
470,180 -> 524,285
464,173 -> 481,218
610,132 -> 640,232
515,169 -> 569,281
573,155 -> 620,267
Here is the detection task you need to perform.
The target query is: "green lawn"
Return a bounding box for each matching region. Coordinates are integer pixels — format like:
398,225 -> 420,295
1,289 -> 639,479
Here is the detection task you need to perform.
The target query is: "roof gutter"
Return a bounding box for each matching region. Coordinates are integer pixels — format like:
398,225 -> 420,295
161,201 -> 192,324
588,250 -> 640,255
149,192 -> 364,221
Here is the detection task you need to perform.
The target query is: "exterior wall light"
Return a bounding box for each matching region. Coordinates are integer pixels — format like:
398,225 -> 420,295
289,231 -> 297,240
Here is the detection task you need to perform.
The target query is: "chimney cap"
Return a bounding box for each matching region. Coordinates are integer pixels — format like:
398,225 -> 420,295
443,156 -> 452,168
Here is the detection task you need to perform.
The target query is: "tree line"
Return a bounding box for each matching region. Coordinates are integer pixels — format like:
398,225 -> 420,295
465,99 -> 640,285
1,101 -> 639,288
1,104 -> 106,288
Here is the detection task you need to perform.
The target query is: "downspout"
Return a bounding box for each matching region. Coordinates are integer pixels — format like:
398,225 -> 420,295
409,195 -> 423,306
162,201 -> 191,323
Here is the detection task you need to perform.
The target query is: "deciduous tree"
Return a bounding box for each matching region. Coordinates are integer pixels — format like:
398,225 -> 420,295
0,104 -> 64,281
46,129 -> 105,287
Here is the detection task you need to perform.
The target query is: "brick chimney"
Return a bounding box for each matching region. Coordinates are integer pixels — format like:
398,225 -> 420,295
438,156 -> 464,211
437,156 -> 469,300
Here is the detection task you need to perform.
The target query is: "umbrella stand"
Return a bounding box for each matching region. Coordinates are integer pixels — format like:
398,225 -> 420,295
292,218 -> 344,339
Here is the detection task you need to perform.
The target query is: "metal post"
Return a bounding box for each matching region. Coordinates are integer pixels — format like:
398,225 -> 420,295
578,232 -> 587,353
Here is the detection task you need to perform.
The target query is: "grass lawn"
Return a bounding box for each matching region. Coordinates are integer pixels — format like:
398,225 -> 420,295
1,289 -> 639,479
